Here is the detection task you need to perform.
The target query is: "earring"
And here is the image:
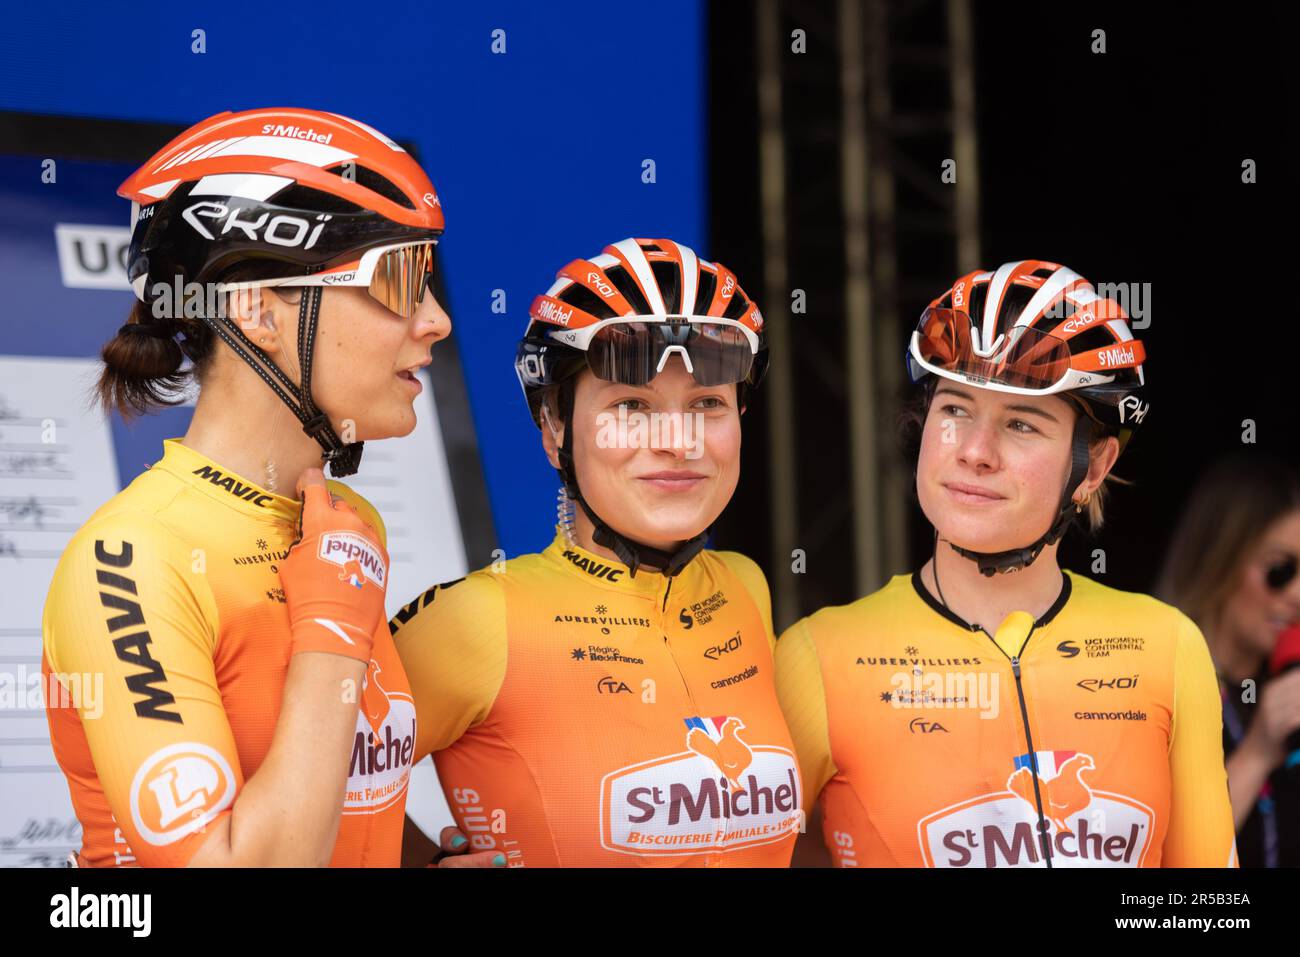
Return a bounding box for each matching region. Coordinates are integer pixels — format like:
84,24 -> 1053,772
1074,492 -> 1092,513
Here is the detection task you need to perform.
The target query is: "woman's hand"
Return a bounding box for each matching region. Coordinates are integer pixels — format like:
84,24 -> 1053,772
279,468 -> 390,662
429,826 -> 508,868
1245,669 -> 1300,765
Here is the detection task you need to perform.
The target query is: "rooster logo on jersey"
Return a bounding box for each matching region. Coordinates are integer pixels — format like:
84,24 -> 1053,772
684,715 -> 754,793
1008,750 -> 1096,833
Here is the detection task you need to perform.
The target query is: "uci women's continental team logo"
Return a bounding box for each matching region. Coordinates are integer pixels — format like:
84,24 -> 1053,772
599,715 -> 801,856
917,749 -> 1155,867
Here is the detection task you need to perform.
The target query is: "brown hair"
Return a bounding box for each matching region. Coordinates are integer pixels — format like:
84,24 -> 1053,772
96,268 -> 299,419
897,382 -> 1125,533
1155,453 -> 1300,630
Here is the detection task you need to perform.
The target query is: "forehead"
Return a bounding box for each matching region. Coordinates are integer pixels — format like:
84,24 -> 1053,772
933,383 -> 1075,418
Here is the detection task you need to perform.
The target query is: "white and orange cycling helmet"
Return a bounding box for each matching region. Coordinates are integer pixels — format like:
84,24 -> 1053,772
906,260 -> 1149,574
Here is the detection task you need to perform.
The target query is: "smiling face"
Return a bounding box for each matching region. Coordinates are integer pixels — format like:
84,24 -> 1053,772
255,284 -> 451,441
916,384 -> 1116,554
1220,509 -> 1300,661
543,359 -> 743,550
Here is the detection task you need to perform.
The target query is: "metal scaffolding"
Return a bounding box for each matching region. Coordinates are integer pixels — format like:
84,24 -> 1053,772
753,0 -> 981,625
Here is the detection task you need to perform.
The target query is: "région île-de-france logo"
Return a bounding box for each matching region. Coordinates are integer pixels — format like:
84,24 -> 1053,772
317,532 -> 386,590
599,715 -> 801,857
917,749 -> 1154,868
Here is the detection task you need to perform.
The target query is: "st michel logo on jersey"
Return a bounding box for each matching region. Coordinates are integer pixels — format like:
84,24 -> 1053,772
917,749 -> 1154,868
344,660 -> 415,813
598,715 -> 801,856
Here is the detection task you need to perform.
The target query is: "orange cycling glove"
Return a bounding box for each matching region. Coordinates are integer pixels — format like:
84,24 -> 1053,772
279,469 -> 390,662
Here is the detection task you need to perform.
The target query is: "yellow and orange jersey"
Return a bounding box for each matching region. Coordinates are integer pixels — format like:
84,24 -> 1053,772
391,531 -> 801,866
42,439 -> 414,867
776,570 -> 1237,868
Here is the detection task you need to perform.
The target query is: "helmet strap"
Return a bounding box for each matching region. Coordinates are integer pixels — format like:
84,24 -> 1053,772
295,287 -> 363,477
554,395 -> 707,579
195,287 -> 363,478
947,412 -> 1093,576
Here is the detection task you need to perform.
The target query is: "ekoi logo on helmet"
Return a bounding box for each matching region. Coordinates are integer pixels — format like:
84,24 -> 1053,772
182,201 -> 330,249
318,532 -> 386,589
130,742 -> 237,846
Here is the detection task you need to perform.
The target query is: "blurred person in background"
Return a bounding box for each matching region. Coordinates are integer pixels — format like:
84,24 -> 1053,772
777,261 -> 1236,867
1157,453 -> 1300,867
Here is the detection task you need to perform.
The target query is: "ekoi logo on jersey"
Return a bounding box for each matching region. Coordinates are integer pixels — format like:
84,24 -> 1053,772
343,660 -> 416,813
599,715 -> 801,856
130,742 -> 237,846
917,749 -> 1155,867
317,532 -> 386,589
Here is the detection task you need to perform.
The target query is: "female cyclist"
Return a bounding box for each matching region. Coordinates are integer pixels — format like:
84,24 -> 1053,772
776,260 -> 1237,867
1157,453 -> 1300,866
391,238 -> 802,866
42,107 -> 452,866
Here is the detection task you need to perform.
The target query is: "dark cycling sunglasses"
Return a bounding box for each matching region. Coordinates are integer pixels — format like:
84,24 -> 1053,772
1265,554 -> 1298,591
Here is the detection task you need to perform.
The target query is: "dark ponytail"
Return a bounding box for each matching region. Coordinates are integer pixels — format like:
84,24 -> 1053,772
94,262 -> 289,419
96,298 -> 218,418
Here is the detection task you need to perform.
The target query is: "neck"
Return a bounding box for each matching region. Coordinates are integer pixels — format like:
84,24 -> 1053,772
182,366 -> 325,496
922,533 -> 1065,630
569,503 -> 685,572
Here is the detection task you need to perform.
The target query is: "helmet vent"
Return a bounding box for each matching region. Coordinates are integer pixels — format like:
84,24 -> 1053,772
649,261 -> 681,313
559,282 -> 617,320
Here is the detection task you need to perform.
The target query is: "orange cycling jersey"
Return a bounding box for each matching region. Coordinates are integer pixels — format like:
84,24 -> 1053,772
391,531 -> 801,866
776,570 -> 1237,868
42,439 -> 415,867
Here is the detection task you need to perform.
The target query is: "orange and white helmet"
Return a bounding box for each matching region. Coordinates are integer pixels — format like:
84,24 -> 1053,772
516,237 -> 768,426
906,260 -> 1148,448
119,106 -> 444,316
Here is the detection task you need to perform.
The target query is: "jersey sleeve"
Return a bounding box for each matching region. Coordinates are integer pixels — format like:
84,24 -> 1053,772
42,512 -> 242,867
389,571 -> 507,762
1164,612 -> 1238,867
714,550 -> 776,654
774,616 -> 837,812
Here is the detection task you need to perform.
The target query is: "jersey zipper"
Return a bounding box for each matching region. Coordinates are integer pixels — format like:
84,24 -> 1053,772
656,576 -> 723,866
982,629 -> 1054,869
657,577 -> 700,713
1009,654 -> 1053,868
